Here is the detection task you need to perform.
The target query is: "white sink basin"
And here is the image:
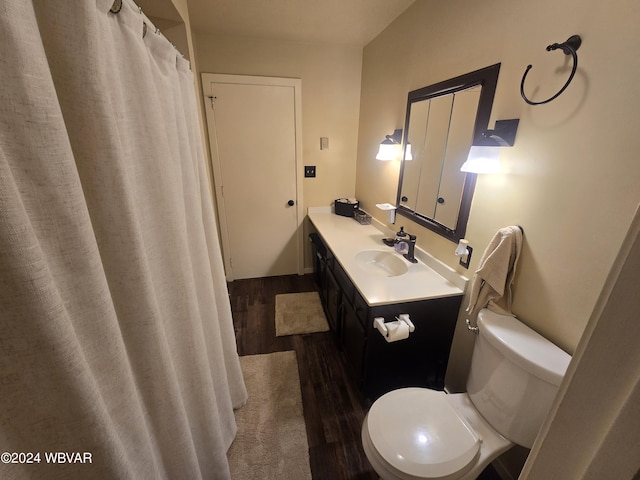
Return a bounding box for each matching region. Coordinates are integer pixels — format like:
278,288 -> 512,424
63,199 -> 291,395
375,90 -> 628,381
354,250 -> 409,277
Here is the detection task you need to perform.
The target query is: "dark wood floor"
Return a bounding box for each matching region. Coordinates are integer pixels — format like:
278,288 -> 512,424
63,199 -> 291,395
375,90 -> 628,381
228,274 -> 503,480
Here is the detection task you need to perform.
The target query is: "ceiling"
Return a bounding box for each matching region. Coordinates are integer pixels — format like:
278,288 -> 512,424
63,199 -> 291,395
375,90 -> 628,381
185,0 -> 415,47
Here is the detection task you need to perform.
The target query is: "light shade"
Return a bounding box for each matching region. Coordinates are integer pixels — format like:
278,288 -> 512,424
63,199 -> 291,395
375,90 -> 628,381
376,141 -> 400,161
376,128 -> 411,161
375,141 -> 412,161
460,146 -> 503,174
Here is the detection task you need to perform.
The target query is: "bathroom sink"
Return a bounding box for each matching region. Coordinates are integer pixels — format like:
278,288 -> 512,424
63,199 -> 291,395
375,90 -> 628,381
354,250 -> 409,277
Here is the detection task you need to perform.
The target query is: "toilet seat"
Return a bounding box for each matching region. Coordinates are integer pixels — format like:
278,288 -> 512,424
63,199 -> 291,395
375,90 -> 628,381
366,388 -> 481,479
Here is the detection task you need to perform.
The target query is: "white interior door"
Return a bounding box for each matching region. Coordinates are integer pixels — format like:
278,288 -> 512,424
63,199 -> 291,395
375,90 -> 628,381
202,74 -> 303,280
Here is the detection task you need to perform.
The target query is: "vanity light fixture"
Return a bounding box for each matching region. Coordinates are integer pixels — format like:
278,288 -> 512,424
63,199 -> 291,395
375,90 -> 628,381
376,129 -> 412,161
460,119 -> 519,174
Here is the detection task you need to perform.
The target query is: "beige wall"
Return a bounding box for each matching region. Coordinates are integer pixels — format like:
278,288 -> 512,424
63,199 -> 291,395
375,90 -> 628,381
194,33 -> 363,270
356,0 -> 640,393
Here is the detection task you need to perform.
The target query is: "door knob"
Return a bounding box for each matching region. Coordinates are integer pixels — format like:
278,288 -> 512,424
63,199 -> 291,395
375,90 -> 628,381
287,200 -> 295,206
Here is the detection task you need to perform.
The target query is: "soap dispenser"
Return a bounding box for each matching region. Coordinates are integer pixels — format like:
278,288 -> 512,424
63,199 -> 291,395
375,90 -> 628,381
395,226 -> 407,243
383,226 -> 406,247
394,227 -> 410,255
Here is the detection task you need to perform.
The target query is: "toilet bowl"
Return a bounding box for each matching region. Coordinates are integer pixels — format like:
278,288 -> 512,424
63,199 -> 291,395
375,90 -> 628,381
362,389 -> 512,480
361,309 -> 571,480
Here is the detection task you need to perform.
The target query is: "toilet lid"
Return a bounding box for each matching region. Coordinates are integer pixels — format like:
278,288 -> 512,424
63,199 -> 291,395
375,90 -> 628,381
367,388 -> 481,478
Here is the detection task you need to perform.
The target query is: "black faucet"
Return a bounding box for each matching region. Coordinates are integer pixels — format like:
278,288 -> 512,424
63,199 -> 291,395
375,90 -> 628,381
403,234 -> 418,263
383,226 -> 407,247
382,226 -> 418,263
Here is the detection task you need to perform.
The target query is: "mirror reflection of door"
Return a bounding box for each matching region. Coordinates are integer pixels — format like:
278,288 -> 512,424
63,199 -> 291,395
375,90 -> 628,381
400,100 -> 429,212
434,87 -> 480,228
415,94 -> 454,220
401,86 -> 481,229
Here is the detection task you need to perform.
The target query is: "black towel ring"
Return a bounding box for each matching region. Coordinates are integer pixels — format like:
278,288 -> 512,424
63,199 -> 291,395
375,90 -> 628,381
520,35 -> 582,106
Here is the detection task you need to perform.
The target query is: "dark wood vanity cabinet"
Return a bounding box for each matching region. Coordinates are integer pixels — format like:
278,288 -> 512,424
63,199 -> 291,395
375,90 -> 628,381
309,233 -> 462,401
363,296 -> 462,399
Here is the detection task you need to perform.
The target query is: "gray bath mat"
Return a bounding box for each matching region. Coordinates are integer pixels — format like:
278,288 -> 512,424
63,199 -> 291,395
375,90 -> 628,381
275,292 -> 329,336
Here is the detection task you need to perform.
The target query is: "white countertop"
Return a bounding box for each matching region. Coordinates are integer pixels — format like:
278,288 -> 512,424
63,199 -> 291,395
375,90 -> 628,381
308,207 -> 467,306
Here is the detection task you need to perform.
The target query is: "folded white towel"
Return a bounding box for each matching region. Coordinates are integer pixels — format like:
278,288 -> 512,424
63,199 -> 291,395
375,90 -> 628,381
466,226 -> 523,318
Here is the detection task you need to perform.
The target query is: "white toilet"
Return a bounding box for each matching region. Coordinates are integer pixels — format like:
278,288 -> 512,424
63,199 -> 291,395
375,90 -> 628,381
362,308 -> 571,480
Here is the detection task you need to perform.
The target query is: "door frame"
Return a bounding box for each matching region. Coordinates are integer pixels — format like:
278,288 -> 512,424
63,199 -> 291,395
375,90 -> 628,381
201,73 -> 304,281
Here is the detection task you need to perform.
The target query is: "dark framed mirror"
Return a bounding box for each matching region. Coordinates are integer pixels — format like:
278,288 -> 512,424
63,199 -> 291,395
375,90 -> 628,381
396,64 -> 501,242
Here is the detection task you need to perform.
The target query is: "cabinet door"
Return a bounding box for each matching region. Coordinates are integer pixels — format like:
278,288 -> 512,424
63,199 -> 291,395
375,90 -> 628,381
341,298 -> 366,384
332,260 -> 354,305
364,296 -> 462,399
317,254 -> 328,303
309,233 -> 328,302
325,268 -> 341,335
353,290 -> 369,327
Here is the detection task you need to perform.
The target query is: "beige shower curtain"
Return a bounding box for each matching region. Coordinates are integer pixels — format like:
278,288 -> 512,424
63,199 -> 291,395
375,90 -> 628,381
0,1 -> 247,479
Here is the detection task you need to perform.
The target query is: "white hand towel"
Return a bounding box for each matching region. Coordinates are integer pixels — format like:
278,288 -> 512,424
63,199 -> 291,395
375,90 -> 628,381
466,226 -> 523,318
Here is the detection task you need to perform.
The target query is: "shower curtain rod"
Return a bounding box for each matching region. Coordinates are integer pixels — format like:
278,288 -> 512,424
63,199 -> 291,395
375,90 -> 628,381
109,0 -> 185,59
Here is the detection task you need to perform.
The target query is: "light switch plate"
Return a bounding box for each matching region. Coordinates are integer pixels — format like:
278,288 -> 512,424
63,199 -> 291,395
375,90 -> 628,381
305,165 -> 316,178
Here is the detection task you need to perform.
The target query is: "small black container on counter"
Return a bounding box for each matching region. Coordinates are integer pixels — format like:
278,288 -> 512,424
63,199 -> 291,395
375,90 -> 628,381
334,198 -> 359,217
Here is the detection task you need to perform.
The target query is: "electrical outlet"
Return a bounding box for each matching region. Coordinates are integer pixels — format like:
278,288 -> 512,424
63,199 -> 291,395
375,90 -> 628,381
304,166 -> 316,178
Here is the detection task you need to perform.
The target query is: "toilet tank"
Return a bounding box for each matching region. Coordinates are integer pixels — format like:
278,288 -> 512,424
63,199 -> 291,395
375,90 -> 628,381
466,309 -> 571,448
